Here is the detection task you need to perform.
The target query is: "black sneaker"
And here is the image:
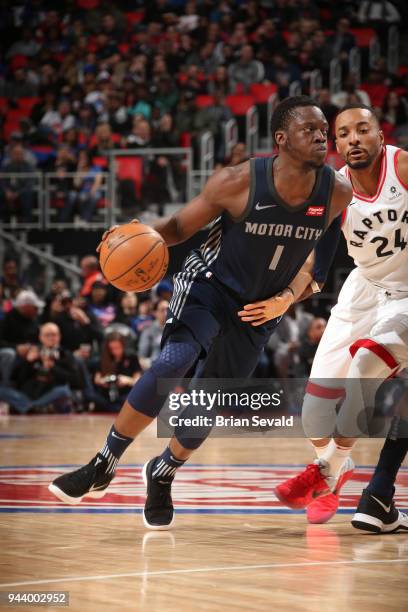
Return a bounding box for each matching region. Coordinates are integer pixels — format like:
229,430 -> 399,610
48,454 -> 114,505
352,488 -> 408,534
142,457 -> 175,530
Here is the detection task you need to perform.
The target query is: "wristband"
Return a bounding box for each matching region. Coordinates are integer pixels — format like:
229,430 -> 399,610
311,280 -> 321,294
285,286 -> 295,300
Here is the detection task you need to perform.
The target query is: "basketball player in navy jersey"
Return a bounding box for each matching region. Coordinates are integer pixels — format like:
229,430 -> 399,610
49,96 -> 352,529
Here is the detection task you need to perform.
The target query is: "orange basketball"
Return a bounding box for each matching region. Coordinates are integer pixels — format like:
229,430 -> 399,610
99,222 -> 169,292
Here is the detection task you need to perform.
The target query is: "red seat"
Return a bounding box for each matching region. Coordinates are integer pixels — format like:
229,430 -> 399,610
118,43 -> 130,56
398,66 -> 408,76
360,82 -> 389,107
4,119 -> 21,140
249,83 -> 277,103
116,156 -> 143,199
125,11 -> 145,28
7,108 -> 30,122
180,132 -> 192,148
225,94 -> 256,116
350,28 -> 376,47
196,95 -> 214,108
18,97 -> 41,111
92,156 -> 108,169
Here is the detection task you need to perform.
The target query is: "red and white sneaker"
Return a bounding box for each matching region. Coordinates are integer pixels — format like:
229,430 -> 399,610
274,460 -> 335,509
306,457 -> 355,524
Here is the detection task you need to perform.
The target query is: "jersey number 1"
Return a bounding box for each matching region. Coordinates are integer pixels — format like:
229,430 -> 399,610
269,245 -> 284,270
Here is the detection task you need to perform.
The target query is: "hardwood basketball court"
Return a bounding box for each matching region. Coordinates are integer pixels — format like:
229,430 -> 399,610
1,414 -> 407,611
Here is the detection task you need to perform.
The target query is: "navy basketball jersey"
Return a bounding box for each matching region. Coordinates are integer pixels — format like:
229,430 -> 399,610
172,157 -> 335,307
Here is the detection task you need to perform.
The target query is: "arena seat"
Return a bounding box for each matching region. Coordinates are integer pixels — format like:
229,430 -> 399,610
116,156 -> 143,199
196,95 -> 215,108
225,95 -> 256,116
249,83 -> 277,103
350,28 -> 376,47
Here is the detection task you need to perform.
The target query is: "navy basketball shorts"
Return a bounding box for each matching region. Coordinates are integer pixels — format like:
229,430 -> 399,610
163,270 -> 281,379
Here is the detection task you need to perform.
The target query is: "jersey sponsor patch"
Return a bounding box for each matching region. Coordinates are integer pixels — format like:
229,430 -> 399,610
306,206 -> 325,217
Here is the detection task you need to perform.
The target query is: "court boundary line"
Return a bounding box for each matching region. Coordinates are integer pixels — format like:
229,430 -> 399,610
1,464 -> 407,470
1,558 -> 407,589
1,507 -> 408,514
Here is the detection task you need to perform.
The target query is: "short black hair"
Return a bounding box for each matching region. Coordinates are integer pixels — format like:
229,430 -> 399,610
270,95 -> 321,146
336,103 -> 379,124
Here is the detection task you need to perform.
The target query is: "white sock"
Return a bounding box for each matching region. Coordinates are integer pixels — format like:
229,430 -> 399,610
310,439 -> 330,459
320,438 -> 352,477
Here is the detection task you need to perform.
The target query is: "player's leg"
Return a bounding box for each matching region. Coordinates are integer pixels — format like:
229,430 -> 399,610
275,271 -> 376,518
48,325 -> 203,504
142,315 -> 276,529
352,393 -> 408,533
316,308 -> 408,527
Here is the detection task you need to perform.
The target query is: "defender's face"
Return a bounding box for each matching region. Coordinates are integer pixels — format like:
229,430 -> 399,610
335,108 -> 384,169
278,106 -> 329,169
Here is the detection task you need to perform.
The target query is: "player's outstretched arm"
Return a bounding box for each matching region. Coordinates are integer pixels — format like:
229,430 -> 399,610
97,163 -> 249,250
152,163 -> 249,246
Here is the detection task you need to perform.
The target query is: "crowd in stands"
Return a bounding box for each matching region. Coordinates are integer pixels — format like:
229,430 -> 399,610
0,0 -> 407,223
0,251 -> 327,414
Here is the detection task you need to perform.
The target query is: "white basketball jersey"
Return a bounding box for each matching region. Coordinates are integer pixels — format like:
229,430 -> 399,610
340,145 -> 408,291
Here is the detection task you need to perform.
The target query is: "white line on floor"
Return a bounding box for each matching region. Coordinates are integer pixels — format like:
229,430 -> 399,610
1,558 -> 408,588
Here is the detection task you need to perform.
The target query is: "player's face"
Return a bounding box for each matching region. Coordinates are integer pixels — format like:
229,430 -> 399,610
335,108 -> 384,169
279,106 -> 329,169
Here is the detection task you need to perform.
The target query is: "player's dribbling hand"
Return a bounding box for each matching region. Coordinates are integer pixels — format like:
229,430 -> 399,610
96,219 -> 140,253
238,289 -> 295,326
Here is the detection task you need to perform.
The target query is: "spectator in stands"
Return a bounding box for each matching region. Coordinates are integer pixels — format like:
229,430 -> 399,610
1,132 -> 37,168
89,123 -> 115,161
79,255 -> 104,297
114,293 -> 139,328
220,142 -> 249,169
41,290 -> 103,353
317,89 -> 339,138
194,91 -> 233,162
382,90 -> 408,129
311,29 -> 334,79
132,294 -> 155,340
327,17 -> 356,62
255,19 -> 286,58
267,305 -> 313,379
1,256 -> 22,302
87,281 -> 116,328
125,117 -> 152,148
0,322 -> 81,414
294,317 -> 327,377
208,65 -> 230,97
91,331 -> 142,412
152,76 -> 179,115
331,74 -> 371,108
70,149 -> 104,224
263,54 -> 301,98
49,144 -> 76,222
228,44 -> 264,93
104,91 -> 130,135
128,84 -> 152,120
6,26 -> 41,59
138,299 -> 169,369
0,144 -> 37,223
0,289 -> 43,383
76,103 -> 97,142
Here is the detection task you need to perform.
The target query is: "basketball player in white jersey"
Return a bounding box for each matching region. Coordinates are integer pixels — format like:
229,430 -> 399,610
275,104 -> 408,532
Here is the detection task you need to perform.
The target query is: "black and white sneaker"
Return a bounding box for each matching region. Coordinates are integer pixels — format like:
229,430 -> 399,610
48,455 -> 114,505
142,457 -> 175,530
352,488 -> 408,534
